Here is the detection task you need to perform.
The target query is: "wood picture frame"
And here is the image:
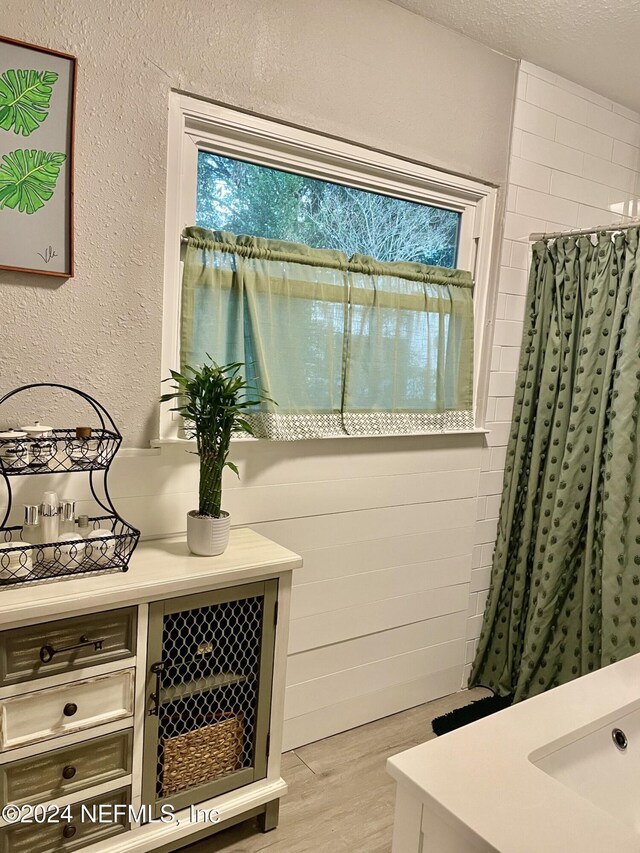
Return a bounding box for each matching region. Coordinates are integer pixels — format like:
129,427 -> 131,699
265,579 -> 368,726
0,35 -> 76,278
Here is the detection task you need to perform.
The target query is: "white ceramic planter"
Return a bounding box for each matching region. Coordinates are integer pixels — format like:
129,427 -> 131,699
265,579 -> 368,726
186,510 -> 231,556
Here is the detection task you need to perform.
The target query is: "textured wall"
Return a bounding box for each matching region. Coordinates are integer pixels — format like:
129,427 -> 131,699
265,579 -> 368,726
1,0 -> 516,445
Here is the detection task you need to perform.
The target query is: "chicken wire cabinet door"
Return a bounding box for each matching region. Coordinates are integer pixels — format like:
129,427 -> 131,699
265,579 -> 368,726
142,580 -> 277,817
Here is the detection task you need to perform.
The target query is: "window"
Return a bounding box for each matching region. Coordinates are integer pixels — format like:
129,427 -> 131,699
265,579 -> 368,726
162,95 -> 497,440
196,152 -> 461,268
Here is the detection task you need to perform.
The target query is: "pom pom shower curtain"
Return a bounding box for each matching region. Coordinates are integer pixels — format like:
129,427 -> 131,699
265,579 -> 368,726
471,229 -> 640,701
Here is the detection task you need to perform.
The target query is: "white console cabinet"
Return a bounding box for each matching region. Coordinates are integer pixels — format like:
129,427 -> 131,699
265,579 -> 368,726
0,528 -> 301,852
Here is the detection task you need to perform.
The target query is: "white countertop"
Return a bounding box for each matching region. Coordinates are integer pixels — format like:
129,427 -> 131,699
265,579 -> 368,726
0,528 -> 302,629
387,653 -> 640,853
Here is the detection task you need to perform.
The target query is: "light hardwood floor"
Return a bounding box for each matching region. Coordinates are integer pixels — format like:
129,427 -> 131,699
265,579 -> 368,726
185,687 -> 490,852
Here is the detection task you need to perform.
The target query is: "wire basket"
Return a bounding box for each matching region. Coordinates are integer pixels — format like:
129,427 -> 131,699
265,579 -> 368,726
0,429 -> 121,476
0,515 -> 139,585
0,381 -> 141,589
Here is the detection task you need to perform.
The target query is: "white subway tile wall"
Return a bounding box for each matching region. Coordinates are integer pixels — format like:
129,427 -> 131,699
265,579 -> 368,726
465,61 -> 640,686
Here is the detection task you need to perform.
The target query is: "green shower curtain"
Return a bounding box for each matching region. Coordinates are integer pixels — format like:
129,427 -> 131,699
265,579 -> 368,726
471,228 -> 640,702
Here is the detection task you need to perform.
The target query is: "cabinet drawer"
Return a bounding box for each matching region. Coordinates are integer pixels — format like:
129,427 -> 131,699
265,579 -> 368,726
0,786 -> 130,853
0,608 -> 136,686
0,730 -> 132,806
0,670 -> 134,751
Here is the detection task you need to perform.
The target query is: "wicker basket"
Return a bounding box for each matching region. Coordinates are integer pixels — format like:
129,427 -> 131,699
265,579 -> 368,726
161,713 -> 244,797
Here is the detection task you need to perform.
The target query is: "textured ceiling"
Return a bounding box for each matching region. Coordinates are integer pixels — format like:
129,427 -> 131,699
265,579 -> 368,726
389,0 -> 640,113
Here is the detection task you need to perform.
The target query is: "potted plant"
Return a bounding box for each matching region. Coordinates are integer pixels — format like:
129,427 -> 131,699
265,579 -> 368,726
160,359 -> 270,556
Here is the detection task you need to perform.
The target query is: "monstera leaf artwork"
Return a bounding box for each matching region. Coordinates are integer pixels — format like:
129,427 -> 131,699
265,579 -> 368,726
0,69 -> 59,136
0,149 -> 66,214
0,37 -> 76,275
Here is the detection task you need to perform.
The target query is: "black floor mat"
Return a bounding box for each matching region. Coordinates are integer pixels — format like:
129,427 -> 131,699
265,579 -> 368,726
432,694 -> 513,736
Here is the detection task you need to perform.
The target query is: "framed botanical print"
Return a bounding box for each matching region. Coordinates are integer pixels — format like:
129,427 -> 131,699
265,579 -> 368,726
0,36 -> 76,277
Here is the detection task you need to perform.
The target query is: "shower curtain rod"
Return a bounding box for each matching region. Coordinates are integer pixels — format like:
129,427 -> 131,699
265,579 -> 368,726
529,218 -> 640,241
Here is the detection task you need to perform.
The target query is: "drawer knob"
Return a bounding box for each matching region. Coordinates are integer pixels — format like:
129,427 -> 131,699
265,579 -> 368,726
63,703 -> 78,717
62,823 -> 77,839
62,765 -> 77,780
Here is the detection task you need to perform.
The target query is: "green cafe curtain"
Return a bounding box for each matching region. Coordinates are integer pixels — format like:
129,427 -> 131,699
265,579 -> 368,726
471,229 -> 640,702
180,226 -> 474,440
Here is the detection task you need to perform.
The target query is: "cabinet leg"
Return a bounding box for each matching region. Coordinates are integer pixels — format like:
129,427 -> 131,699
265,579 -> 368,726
258,799 -> 279,832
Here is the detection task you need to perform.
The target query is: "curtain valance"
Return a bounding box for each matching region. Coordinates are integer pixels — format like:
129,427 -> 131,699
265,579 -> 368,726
180,226 -> 474,440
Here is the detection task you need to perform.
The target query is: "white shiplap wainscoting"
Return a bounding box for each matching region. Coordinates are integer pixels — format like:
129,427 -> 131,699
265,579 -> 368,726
8,434 -> 482,750
469,60 -> 640,683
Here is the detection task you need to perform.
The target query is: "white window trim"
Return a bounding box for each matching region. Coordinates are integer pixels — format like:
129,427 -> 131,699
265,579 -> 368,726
160,92 -> 498,441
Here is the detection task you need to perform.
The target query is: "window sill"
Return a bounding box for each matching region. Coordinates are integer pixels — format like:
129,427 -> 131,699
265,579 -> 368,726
151,428 -> 490,448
